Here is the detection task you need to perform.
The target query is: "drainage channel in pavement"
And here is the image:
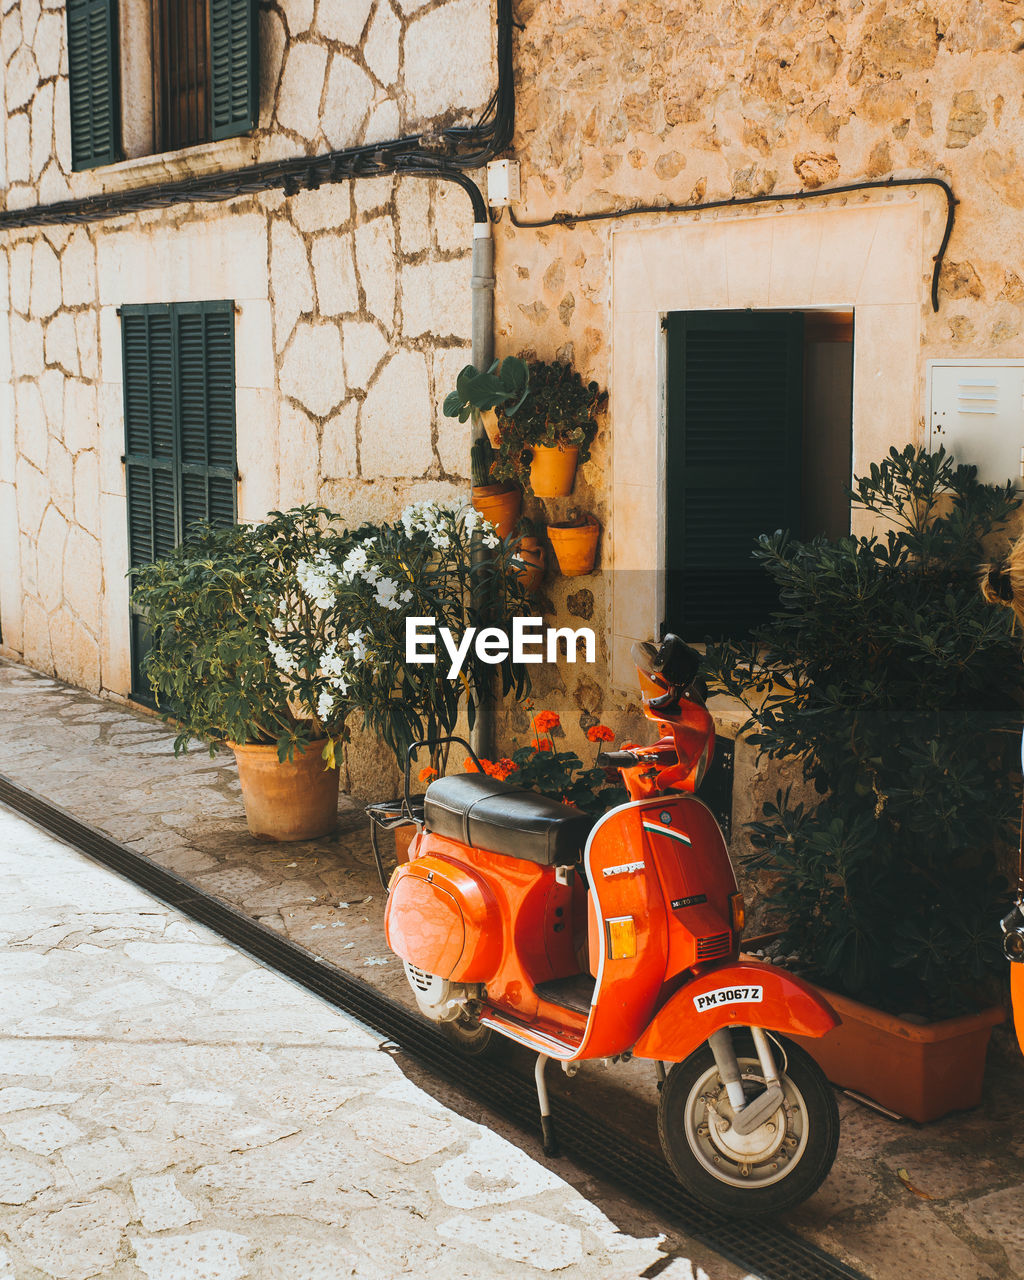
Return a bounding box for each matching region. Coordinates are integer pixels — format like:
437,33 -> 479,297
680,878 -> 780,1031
0,771 -> 870,1280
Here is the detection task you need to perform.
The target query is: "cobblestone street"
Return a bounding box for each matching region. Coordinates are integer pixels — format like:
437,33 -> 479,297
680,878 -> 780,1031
2,659 -> 1023,1279
0,801 -> 748,1280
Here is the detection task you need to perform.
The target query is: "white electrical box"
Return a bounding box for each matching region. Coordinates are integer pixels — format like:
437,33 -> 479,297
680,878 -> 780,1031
486,159 -> 520,208
927,359 -> 1024,488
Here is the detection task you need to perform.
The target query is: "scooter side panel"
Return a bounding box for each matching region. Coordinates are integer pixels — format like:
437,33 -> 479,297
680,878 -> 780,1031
576,804 -> 671,1060
384,852 -> 503,982
631,959 -> 840,1061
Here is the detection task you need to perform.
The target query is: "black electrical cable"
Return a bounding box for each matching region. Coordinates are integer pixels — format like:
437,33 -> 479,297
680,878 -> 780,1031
0,0 -> 515,234
508,176 -> 957,312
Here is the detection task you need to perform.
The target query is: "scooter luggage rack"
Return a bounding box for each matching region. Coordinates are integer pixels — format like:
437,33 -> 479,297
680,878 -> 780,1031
365,734 -> 483,889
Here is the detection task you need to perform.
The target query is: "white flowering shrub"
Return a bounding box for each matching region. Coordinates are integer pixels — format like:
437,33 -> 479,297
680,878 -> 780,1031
323,500 -> 528,772
130,507 -> 369,764
131,502 -> 530,777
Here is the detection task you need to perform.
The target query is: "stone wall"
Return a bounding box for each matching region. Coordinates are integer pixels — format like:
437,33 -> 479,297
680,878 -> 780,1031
0,0 -> 492,755
486,0 -> 1024,809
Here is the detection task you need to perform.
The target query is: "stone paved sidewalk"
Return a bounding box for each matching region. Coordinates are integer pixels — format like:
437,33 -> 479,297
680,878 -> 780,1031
0,803 -> 746,1280
2,658 -> 1024,1280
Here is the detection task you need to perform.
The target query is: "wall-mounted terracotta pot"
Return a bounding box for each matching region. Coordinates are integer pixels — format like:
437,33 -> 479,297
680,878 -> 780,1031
548,515 -> 599,576
230,739 -> 339,842
471,484 -> 521,538
529,444 -> 579,497
512,537 -> 545,594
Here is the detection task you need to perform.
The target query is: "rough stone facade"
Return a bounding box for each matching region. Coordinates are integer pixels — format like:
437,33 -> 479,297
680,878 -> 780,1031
482,0 -> 1024,884
0,0 -> 491,796
4,0 -> 1024,837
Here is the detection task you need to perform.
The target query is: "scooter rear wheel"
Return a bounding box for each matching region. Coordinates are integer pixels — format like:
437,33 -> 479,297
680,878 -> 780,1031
440,1009 -> 496,1058
657,1030 -> 839,1216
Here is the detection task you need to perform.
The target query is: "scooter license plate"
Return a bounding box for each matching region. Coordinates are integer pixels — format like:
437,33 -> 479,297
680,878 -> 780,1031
693,985 -> 764,1012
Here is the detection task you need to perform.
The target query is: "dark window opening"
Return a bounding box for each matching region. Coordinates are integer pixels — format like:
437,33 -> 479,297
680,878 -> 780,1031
664,308 -> 853,641
154,0 -> 210,152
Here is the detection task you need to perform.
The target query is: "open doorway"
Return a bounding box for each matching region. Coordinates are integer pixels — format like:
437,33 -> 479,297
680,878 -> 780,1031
663,308 -> 853,640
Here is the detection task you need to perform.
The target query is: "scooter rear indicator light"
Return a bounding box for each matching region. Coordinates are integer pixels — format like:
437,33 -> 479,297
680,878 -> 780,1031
729,891 -> 746,935
605,915 -> 638,959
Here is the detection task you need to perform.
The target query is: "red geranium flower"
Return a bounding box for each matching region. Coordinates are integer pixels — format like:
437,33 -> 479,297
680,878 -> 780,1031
418,765 -> 439,782
492,758 -> 519,780
533,710 -> 560,734
587,724 -> 615,744
534,739 -> 553,753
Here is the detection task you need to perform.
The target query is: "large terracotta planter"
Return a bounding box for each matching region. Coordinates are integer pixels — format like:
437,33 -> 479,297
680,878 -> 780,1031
512,536 -> 546,594
740,936 -> 1005,1121
789,986 -> 1004,1123
472,484 -> 521,538
529,444 -> 579,497
230,739 -> 339,842
548,516 -> 600,577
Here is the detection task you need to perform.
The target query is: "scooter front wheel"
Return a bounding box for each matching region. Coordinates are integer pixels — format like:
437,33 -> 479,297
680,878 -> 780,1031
657,1030 -> 839,1216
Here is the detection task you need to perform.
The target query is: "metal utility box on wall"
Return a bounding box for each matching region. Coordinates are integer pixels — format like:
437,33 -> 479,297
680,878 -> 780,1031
927,360 -> 1024,488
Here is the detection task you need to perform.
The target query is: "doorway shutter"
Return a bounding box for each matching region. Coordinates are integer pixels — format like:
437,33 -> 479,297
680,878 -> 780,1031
209,0 -> 260,141
66,0 -> 121,170
122,301 -> 238,700
664,311 -> 804,639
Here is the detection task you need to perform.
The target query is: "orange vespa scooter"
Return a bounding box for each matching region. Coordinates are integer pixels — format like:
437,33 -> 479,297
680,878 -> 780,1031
383,635 -> 841,1214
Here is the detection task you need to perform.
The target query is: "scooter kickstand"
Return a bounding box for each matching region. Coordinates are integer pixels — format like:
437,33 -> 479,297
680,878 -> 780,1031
535,1054 -> 560,1158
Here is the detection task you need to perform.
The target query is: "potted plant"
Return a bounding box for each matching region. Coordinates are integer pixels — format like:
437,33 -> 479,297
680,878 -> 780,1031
463,711 -> 626,817
511,516 -> 546,595
490,359 -> 607,498
330,498 -> 531,776
547,509 -> 600,576
470,437 -> 520,537
129,507 -> 364,841
704,446 -> 1021,1121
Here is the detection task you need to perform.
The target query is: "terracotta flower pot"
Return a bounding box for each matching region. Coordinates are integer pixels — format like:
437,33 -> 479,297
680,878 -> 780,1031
472,484 -> 521,539
790,986 -> 1004,1123
394,825 -> 419,865
740,939 -> 1005,1122
230,739 -> 339,842
529,443 -> 579,497
1013,962 -> 1024,1056
547,516 -> 599,577
512,536 -> 546,594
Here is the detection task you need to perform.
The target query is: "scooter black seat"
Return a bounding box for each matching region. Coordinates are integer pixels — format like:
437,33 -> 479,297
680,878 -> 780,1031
423,774 -> 592,866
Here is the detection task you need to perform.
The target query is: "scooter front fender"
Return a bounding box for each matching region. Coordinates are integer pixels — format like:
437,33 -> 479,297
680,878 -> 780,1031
632,960 -> 839,1063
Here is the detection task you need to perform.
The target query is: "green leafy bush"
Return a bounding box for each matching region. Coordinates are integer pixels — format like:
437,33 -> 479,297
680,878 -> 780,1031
129,507 -> 364,763
704,446 -> 1024,1018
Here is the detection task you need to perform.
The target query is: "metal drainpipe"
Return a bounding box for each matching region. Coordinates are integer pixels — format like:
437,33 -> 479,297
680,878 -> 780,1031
470,219 -> 496,758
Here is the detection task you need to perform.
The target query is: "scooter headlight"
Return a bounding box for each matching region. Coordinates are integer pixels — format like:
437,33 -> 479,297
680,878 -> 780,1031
1002,905 -> 1024,962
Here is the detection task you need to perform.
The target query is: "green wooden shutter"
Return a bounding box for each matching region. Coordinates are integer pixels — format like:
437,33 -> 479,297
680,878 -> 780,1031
209,0 -> 259,141
664,311 -> 804,640
66,0 -> 121,170
175,302 -> 238,533
122,300 -> 237,699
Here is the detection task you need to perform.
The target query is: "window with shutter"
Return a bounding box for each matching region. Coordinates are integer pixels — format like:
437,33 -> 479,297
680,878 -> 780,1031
209,0 -> 260,141
664,311 -> 805,641
66,0 -> 122,171
122,300 -> 237,701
